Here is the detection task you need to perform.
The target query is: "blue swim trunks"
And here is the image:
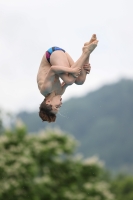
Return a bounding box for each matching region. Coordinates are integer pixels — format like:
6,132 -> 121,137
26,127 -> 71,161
46,46 -> 65,64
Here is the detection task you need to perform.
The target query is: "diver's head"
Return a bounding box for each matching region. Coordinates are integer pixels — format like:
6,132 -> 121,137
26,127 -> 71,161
39,95 -> 62,122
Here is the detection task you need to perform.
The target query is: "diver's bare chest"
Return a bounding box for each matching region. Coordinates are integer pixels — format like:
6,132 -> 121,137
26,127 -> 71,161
52,78 -> 62,94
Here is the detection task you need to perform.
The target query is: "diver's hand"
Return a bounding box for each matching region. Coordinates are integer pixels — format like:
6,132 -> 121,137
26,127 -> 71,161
83,63 -> 91,74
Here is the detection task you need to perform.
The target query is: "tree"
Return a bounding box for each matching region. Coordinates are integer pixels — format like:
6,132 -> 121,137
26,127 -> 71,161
0,109 -> 14,135
0,126 -> 114,200
0,110 -> 4,135
110,174 -> 133,200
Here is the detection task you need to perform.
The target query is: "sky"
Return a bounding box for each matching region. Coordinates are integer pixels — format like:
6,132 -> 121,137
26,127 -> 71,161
0,0 -> 133,113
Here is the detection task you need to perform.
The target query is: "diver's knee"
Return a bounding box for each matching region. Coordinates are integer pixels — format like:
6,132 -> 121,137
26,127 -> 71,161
66,80 -> 74,85
75,80 -> 85,85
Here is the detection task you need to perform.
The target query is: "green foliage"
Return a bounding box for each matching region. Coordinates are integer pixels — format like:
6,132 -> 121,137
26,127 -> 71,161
0,110 -> 4,135
0,109 -> 14,135
0,127 -> 114,200
110,175 -> 133,200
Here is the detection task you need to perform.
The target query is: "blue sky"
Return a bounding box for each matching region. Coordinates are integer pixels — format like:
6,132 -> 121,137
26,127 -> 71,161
0,0 -> 133,112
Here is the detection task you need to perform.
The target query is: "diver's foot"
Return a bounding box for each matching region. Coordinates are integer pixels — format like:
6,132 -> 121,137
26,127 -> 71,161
84,34 -> 97,46
82,40 -> 98,54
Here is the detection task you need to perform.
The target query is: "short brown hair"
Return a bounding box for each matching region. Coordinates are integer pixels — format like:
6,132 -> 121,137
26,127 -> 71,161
39,99 -> 56,122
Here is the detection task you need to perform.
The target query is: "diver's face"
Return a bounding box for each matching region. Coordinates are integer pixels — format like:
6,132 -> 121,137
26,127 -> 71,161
46,95 -> 62,114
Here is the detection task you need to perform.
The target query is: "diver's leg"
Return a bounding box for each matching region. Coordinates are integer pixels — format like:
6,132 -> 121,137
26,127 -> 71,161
50,35 -> 98,84
75,34 -> 97,84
